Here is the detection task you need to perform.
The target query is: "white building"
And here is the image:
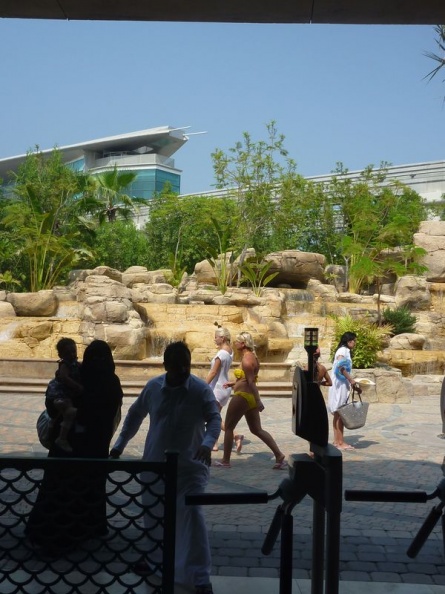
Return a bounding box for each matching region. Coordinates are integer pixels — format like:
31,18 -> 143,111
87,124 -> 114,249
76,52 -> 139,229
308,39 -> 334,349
0,125 -> 188,200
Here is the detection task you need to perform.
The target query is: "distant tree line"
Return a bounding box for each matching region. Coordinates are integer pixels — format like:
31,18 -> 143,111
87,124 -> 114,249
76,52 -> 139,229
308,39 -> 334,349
0,123 -> 432,293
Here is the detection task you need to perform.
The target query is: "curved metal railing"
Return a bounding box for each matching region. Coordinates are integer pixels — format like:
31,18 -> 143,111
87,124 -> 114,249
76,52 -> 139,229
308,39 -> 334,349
0,453 -> 178,594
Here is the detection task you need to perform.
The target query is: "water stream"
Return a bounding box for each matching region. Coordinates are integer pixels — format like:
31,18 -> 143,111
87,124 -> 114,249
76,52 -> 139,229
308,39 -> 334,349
0,321 -> 20,343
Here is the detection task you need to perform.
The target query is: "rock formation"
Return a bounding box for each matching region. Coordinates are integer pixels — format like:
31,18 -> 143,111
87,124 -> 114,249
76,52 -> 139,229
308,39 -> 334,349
1,236 -> 445,403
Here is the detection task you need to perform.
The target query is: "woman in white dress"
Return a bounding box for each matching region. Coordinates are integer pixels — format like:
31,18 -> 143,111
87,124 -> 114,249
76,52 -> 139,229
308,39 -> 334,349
328,332 -> 360,450
206,324 -> 244,453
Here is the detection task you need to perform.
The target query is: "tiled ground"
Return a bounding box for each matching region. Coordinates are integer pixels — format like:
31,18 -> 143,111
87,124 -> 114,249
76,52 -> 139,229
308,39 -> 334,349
1,389 -> 444,588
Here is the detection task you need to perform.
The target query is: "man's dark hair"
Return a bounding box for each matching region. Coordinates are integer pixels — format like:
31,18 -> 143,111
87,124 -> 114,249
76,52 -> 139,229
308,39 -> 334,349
163,341 -> 191,367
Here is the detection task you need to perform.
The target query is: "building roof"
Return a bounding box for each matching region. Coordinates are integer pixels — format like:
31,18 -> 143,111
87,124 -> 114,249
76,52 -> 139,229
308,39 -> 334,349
0,1 -> 444,25
0,126 -> 188,180
181,159 -> 445,203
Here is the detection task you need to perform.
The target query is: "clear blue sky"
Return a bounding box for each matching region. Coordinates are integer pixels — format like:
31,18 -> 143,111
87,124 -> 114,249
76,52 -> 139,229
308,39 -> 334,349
0,19 -> 443,195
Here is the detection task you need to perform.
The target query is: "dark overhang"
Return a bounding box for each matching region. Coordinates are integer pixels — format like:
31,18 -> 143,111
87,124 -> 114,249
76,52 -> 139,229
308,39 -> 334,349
0,1 -> 444,25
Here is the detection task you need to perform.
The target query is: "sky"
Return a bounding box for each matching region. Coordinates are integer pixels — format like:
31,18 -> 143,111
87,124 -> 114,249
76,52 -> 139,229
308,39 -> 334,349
0,19 -> 444,195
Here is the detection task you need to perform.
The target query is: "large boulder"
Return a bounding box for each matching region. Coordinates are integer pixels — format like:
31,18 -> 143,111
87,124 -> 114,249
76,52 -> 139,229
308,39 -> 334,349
389,333 -> 426,350
394,275 -> 431,310
0,302 -> 16,317
7,290 -> 58,317
194,260 -> 217,285
324,264 -> 347,292
414,220 -> 445,282
308,279 -> 339,302
77,274 -> 132,303
97,324 -> 147,360
193,256 -> 237,287
378,349 -> 445,376
371,368 -> 412,403
121,266 -> 151,287
414,310 -> 445,350
264,251 -> 326,287
130,283 -> 177,304
90,266 -> 123,283
122,267 -> 171,287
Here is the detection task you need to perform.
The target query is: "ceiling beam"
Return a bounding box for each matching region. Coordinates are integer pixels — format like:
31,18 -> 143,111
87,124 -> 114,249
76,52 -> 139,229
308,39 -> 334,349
0,1 -> 444,25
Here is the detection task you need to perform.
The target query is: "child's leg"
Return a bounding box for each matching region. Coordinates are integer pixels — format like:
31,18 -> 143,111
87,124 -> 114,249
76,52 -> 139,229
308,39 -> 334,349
58,407 -> 77,439
54,399 -> 77,452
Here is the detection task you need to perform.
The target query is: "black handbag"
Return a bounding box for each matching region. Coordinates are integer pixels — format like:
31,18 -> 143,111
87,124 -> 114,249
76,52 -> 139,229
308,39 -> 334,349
337,385 -> 369,430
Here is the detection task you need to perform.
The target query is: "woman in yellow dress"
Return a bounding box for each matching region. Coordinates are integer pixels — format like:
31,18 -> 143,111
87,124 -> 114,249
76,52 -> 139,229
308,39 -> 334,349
214,331 -> 286,469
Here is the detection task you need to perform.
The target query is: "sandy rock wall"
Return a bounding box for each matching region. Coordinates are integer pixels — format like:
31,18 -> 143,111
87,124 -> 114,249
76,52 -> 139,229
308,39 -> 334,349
0,232 -> 445,378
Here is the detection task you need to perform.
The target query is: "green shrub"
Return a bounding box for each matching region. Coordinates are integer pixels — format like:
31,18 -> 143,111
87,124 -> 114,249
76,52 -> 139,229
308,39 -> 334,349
330,314 -> 392,369
382,306 -> 416,336
239,260 -> 279,296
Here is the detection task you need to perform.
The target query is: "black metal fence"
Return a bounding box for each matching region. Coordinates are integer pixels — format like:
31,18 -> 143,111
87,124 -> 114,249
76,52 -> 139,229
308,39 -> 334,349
0,452 -> 178,594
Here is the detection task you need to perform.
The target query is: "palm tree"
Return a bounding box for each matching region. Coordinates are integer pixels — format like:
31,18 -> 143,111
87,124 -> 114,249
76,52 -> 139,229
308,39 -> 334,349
1,148 -> 96,291
2,182 -> 93,291
424,25 -> 445,83
89,166 -> 146,223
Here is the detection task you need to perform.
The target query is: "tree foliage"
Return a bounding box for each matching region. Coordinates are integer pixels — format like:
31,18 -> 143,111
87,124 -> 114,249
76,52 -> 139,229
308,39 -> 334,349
323,163 -> 427,294
197,217 -> 237,294
145,187 -> 237,272
90,220 -> 150,270
85,165 -> 146,223
211,121 -> 300,257
279,176 -> 338,258
382,306 -> 417,336
0,128 -> 430,296
1,148 -> 93,291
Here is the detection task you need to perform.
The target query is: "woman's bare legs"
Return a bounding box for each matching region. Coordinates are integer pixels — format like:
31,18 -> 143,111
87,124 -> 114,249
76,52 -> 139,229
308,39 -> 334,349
212,403 -> 224,451
219,396 -> 249,465
213,403 -> 244,452
332,412 -> 354,450
245,408 -> 285,464
332,412 -> 343,445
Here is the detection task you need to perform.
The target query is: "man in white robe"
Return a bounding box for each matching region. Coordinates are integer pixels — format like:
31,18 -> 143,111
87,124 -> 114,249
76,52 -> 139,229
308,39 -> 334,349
110,341 -> 221,594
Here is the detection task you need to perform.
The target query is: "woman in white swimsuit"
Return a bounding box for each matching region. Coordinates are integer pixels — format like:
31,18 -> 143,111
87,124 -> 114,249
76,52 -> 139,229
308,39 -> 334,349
206,324 -> 243,453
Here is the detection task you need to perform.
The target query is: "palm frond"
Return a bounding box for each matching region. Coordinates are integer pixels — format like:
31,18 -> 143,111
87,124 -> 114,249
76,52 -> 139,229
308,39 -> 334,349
423,51 -> 445,82
424,24 -> 445,82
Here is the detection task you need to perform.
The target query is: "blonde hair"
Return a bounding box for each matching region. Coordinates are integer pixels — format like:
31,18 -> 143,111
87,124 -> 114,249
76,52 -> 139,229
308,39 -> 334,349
214,325 -> 231,343
235,331 -> 255,351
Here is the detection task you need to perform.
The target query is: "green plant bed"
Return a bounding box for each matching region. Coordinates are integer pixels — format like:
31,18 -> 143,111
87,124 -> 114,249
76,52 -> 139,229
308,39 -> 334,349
382,306 -> 417,335
330,313 -> 392,369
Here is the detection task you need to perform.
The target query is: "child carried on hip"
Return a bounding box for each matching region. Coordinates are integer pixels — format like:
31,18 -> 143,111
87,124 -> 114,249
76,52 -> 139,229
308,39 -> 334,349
46,337 -> 83,453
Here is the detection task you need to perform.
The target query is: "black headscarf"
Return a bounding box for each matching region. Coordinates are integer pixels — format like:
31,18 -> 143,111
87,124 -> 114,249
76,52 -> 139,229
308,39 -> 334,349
81,339 -> 116,387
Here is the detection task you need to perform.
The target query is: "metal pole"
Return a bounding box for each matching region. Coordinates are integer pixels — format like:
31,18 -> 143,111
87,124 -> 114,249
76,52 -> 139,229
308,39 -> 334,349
311,499 -> 325,594
325,509 -> 341,594
324,446 -> 342,594
280,511 -> 294,594
163,451 -> 179,594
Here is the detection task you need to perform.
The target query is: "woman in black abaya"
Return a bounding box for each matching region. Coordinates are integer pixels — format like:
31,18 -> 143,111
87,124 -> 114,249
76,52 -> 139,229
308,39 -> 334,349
25,340 -> 123,554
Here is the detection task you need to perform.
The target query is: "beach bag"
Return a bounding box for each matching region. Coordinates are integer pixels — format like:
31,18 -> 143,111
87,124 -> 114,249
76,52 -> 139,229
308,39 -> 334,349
36,410 -> 52,449
337,385 -> 369,430
45,377 -> 64,400
36,378 -> 62,449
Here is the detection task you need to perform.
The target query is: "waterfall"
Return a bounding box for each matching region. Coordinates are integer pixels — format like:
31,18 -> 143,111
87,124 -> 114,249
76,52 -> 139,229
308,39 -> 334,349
0,321 -> 20,343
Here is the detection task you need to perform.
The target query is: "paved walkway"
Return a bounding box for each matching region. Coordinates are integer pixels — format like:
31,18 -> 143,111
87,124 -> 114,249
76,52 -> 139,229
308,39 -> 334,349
1,389 -> 445,591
